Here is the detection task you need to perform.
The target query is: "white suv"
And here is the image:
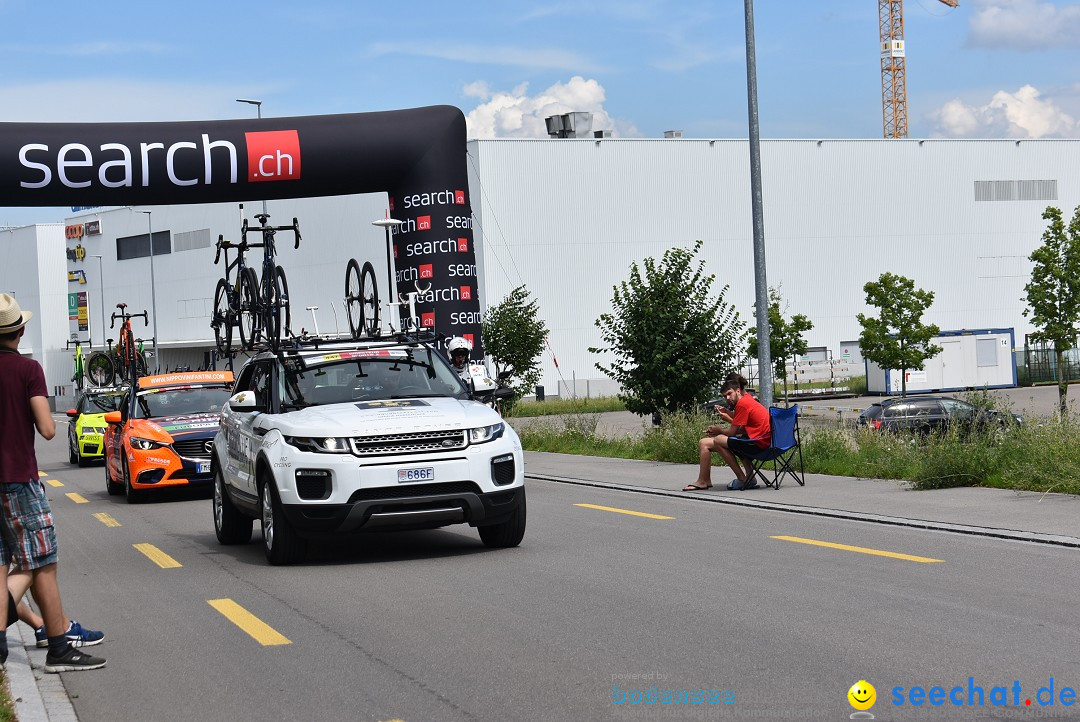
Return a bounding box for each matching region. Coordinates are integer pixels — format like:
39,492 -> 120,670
212,337 -> 525,564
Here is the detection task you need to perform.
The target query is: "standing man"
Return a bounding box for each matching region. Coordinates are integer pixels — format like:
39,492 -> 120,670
0,294 -> 106,672
684,376 -> 771,492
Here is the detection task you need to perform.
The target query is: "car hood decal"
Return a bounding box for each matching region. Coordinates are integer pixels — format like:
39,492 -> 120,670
274,396 -> 497,436
146,413 -> 220,437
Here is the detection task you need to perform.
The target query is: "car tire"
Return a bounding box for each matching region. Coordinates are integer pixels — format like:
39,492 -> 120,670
260,480 -> 306,565
76,447 -> 90,468
124,456 -> 145,504
105,458 -> 122,496
214,466 -> 253,545
68,441 -> 78,465
478,491 -> 527,548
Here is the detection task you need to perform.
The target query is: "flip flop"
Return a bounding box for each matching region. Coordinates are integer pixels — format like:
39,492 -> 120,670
683,483 -> 711,491
727,479 -> 746,491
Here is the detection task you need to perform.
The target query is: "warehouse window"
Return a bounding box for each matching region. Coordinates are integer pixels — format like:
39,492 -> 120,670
117,231 -> 172,261
173,228 -> 213,253
974,180 -> 1057,202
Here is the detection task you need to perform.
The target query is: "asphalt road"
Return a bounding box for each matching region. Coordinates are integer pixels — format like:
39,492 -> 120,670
34,422 -> 1080,721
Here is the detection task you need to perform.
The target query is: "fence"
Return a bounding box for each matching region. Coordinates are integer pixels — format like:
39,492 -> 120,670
1024,336 -> 1080,384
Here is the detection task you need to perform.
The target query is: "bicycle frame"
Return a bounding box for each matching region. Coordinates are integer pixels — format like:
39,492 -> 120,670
240,212 -> 301,350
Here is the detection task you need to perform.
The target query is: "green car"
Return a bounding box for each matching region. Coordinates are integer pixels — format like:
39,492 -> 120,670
67,389 -> 125,467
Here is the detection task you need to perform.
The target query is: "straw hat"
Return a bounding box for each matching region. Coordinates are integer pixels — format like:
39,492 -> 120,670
0,293 -> 32,333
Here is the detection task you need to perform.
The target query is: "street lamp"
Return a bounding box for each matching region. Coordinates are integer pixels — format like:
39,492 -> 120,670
236,98 -> 269,215
371,217 -> 404,330
87,254 -> 105,350
140,211 -> 160,373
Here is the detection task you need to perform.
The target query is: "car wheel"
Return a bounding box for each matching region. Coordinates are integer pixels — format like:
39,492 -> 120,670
76,446 -> 90,468
260,480 -> 306,565
214,466 -> 253,545
105,457 -> 122,496
478,491 -> 527,548
68,440 -> 78,465
124,456 -> 145,504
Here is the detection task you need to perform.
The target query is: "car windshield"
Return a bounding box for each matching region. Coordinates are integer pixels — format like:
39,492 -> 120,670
280,348 -> 469,409
134,386 -> 233,419
80,392 -> 123,414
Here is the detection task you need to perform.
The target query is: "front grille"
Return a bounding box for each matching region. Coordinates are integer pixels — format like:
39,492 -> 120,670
173,439 -> 212,459
347,481 -> 482,503
349,430 -> 467,456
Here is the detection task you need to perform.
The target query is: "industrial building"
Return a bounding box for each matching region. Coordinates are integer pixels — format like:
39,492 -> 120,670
3,136 -> 1077,405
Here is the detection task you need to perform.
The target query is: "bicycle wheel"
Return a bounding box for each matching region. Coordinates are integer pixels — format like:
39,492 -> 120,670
345,258 -> 362,339
135,351 -> 149,378
212,277 -> 233,355
271,266 -> 291,343
360,261 -> 380,338
237,268 -> 259,350
86,352 -> 115,387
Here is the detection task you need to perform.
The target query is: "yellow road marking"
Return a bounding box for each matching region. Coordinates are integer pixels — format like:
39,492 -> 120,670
65,492 -> 88,504
208,599 -> 291,646
37,472 -> 45,477
46,479 -> 63,487
93,513 -> 121,527
771,535 -> 944,563
574,503 -> 673,520
133,543 -> 182,569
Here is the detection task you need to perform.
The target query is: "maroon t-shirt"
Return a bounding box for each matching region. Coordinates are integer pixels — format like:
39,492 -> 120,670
0,351 -> 48,483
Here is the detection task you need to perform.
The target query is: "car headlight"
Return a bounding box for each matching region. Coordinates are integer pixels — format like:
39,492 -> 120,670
469,422 -> 504,444
130,437 -> 166,450
284,436 -> 352,453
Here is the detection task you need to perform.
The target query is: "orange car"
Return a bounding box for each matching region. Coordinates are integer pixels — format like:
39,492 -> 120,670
104,371 -> 234,503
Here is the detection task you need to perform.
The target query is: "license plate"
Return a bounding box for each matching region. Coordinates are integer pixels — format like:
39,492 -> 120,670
197,461 -> 211,474
398,466 -> 434,483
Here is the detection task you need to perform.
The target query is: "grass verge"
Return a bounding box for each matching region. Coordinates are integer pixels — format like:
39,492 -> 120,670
517,405 -> 1080,495
506,396 -> 626,417
0,670 -> 16,722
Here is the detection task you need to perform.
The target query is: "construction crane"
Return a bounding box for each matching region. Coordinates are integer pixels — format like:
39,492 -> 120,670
880,0 -> 959,138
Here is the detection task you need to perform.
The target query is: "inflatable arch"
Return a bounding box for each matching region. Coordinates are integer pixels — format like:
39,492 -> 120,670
0,105 -> 482,353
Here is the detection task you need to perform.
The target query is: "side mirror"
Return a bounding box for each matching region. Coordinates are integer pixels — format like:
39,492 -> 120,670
104,411 -> 122,425
497,370 -> 513,381
470,373 -> 498,394
65,409 -> 78,418
227,390 -> 259,411
492,387 -> 515,401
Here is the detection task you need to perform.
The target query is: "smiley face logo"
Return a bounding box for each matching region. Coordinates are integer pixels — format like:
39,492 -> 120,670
848,680 -> 876,711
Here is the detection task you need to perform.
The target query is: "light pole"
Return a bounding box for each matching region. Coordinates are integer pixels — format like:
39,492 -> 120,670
236,98 -> 269,215
371,218 -> 404,330
140,211 -> 160,373
88,254 -> 105,349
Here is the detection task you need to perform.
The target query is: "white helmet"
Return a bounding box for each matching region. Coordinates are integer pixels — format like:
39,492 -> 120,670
447,336 -> 472,359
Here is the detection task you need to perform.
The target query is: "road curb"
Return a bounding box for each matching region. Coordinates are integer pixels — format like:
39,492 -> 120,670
526,472 -> 1080,549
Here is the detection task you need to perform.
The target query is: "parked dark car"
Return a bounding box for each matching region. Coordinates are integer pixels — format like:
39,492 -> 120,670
857,395 -> 1023,435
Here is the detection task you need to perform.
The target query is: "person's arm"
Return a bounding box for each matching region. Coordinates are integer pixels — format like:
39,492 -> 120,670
30,396 -> 55,440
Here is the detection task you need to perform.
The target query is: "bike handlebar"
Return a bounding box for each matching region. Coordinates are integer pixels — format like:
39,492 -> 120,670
110,309 -> 149,328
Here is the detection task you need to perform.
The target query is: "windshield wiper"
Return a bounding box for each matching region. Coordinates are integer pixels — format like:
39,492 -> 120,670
390,393 -> 446,399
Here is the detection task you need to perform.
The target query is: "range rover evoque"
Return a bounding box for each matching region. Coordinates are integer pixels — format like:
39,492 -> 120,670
213,336 -> 524,564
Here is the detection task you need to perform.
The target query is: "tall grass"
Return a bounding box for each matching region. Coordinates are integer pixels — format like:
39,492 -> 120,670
506,396 -> 626,417
517,405 -> 1080,495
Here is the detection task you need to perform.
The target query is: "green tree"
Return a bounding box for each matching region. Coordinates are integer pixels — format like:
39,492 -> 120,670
590,240 -> 746,417
1023,205 -> 1080,418
481,285 -> 548,410
857,272 -> 942,397
748,286 -> 813,404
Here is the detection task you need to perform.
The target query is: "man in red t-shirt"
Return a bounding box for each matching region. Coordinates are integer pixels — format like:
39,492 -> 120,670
684,375 -> 771,492
0,294 -> 105,672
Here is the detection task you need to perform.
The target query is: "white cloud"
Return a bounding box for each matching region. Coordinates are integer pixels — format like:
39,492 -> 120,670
968,0 -> 1080,50
930,84 -> 1076,138
463,76 -> 638,139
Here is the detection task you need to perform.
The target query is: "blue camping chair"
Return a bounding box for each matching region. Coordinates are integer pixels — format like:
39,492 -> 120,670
734,405 -> 806,490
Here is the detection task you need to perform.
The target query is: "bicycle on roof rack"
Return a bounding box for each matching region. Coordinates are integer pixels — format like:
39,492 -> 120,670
211,206 -> 300,354
344,258 -> 380,340
86,303 -> 149,387
66,337 -> 87,393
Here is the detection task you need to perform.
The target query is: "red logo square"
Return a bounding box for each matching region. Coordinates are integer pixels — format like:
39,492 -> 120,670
459,285 -> 472,301
454,190 -> 465,205
421,312 -> 435,328
245,130 -> 301,182
463,333 -> 474,346
417,216 -> 431,231
393,244 -> 398,259
457,237 -> 468,252
389,198 -> 395,211
419,264 -> 433,279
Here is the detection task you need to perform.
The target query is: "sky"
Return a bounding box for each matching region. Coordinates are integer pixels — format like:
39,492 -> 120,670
1,0 -> 1078,226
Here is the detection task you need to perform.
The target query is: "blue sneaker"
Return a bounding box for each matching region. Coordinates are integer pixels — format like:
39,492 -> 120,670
35,625 -> 47,648
66,620 -> 104,648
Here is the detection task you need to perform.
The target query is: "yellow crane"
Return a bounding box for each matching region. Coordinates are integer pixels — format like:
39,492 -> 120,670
880,0 -> 959,138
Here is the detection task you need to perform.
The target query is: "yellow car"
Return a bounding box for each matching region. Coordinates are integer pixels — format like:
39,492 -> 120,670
67,388 -> 125,467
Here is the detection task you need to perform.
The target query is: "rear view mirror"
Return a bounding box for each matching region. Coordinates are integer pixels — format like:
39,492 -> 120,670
104,411 -> 122,425
65,408 -> 78,418
228,391 -> 259,411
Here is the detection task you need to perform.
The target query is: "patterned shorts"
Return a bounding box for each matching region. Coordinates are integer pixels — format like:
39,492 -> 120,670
0,480 -> 58,570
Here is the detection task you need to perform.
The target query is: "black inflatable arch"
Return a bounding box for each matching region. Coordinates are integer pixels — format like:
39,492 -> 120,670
0,105 -> 482,353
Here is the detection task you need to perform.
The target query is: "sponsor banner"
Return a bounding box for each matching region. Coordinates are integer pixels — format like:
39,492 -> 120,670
138,371 -> 234,389
68,291 -> 89,332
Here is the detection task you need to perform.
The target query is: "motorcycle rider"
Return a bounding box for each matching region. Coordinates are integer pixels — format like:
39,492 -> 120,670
447,337 -> 472,381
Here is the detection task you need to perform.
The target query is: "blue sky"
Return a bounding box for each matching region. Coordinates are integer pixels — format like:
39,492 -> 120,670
2,0 -> 1078,226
